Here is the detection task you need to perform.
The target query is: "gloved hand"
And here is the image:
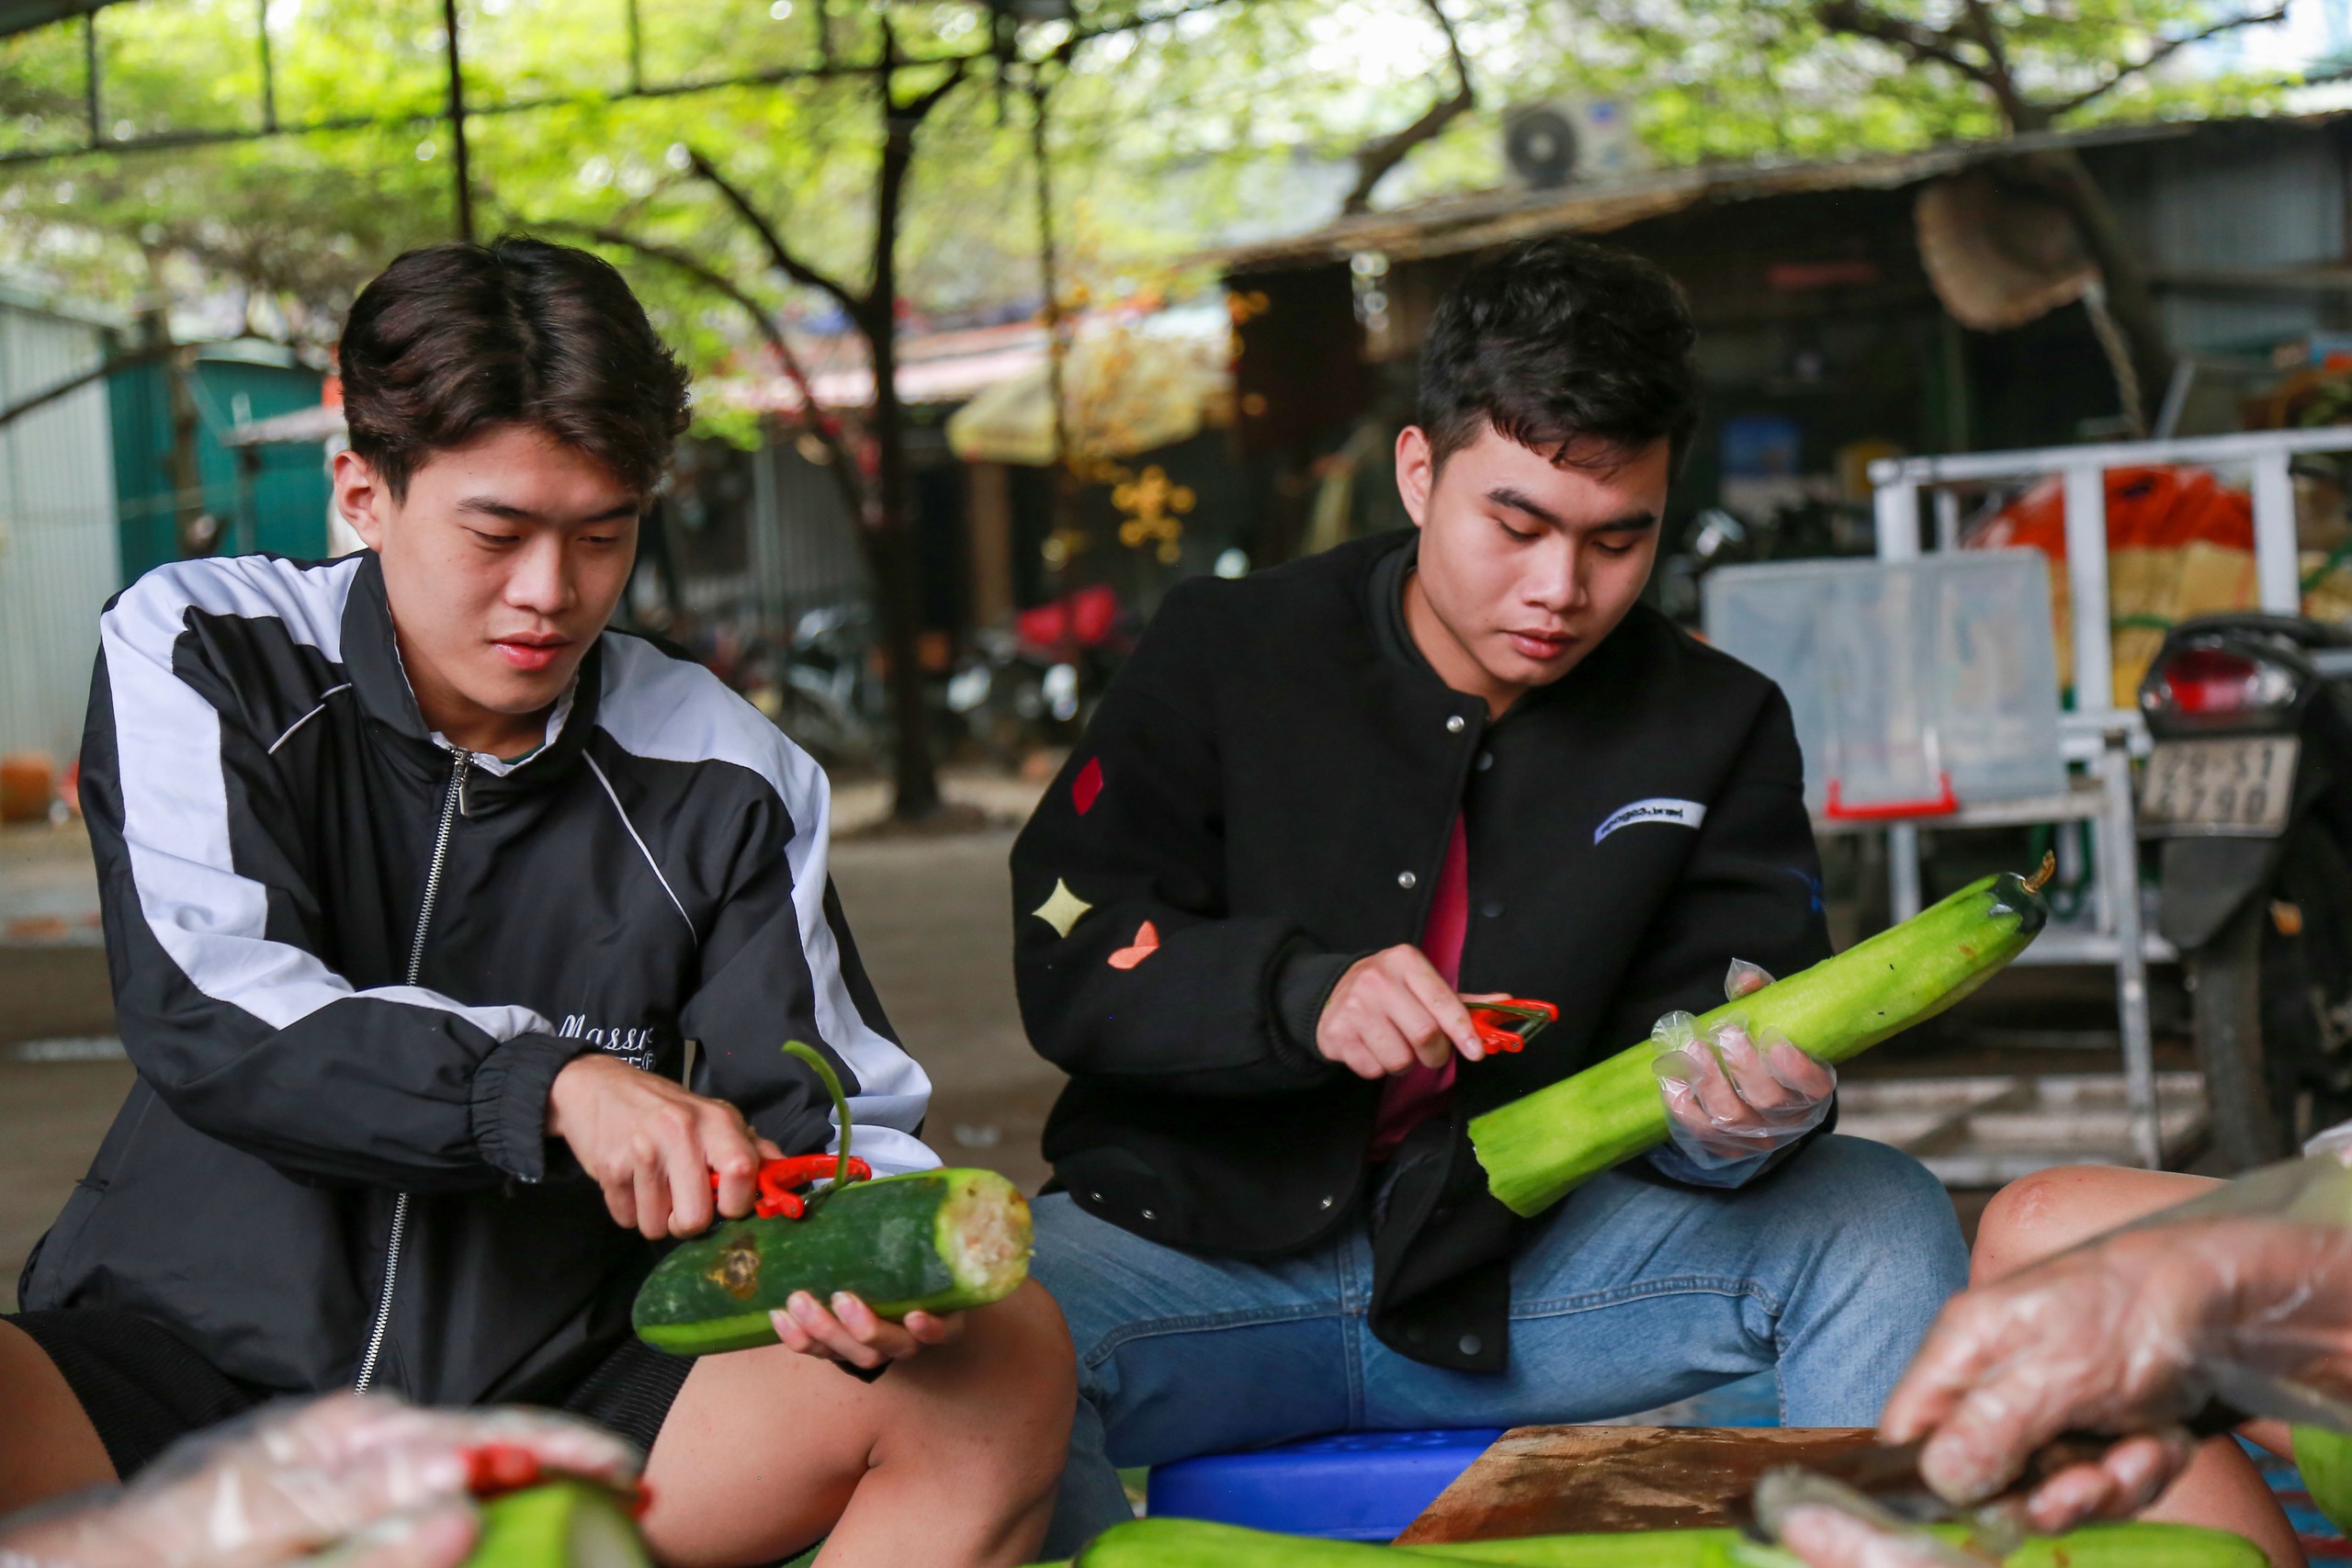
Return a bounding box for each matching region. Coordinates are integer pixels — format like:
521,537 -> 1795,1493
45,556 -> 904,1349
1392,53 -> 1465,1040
1651,960 -> 1836,1173
1875,1207 -> 2352,1534
0,1393 -> 639,1568
1773,1505 -> 1983,1568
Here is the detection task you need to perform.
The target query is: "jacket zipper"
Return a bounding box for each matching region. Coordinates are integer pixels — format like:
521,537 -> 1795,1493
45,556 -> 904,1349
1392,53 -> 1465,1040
355,747 -> 471,1393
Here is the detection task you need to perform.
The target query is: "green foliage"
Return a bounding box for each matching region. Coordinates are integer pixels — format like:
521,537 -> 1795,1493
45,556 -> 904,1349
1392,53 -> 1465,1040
0,0 -> 2301,382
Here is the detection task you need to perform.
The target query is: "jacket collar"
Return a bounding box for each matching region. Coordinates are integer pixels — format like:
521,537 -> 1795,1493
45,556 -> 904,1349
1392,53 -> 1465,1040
339,550 -> 601,796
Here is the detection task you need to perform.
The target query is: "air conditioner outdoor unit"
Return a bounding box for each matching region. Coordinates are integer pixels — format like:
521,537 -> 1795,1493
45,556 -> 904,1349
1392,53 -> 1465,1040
1503,99 -> 1647,188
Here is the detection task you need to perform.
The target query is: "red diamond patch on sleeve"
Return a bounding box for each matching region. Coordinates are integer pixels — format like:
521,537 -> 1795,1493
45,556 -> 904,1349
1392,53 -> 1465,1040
1072,756 -> 1104,816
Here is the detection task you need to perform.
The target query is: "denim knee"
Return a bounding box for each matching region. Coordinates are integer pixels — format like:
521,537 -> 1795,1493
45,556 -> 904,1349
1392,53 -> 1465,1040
1773,1134 -> 1968,1287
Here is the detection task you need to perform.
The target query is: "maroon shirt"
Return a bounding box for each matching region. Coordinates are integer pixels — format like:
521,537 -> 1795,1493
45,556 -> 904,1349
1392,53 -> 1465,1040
1370,815 -> 1469,1158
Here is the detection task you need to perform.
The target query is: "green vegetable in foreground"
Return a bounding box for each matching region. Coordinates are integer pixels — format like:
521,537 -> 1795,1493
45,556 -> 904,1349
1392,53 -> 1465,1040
1065,1516 -> 2262,1567
1470,859 -> 2052,1216
2298,1425 -> 2352,1535
462,1481 -> 649,1568
631,1168 -> 1033,1356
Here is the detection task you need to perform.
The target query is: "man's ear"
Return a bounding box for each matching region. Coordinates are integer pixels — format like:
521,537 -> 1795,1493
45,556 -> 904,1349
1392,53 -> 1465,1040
332,449 -> 390,552
1395,425 -> 1436,527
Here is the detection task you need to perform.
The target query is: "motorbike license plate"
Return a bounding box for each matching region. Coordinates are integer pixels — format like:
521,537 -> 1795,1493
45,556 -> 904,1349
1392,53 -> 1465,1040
2139,736 -> 2299,836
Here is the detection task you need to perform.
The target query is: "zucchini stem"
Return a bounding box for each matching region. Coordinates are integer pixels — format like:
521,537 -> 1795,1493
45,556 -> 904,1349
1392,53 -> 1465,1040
2024,851 -> 2057,896
782,1040 -> 858,1207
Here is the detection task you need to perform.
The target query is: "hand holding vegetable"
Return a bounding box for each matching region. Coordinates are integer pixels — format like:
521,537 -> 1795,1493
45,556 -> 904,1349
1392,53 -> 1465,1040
1316,945 -> 1498,1077
546,1055 -> 784,1239
1651,961 -> 1837,1172
0,1394 -> 637,1568
767,1291 -> 966,1371
1878,1214 -> 2352,1532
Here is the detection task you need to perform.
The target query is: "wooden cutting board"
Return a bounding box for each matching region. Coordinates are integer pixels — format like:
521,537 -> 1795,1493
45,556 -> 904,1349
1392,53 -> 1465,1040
1394,1425 -> 1879,1545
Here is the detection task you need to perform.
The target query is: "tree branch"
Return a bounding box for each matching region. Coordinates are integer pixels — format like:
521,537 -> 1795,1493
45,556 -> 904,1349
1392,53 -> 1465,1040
2046,3 -> 2289,117
1954,0 -> 2033,127
684,147 -> 865,317
1814,0 -> 1996,90
528,218 -> 865,513
888,55 -> 969,124
1342,0 -> 1474,215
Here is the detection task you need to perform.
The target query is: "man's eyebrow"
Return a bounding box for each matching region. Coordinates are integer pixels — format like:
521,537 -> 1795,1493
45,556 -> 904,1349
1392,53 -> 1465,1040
1485,487 -> 1657,535
456,496 -> 641,524
1589,511 -> 1659,535
1486,486 -> 1564,527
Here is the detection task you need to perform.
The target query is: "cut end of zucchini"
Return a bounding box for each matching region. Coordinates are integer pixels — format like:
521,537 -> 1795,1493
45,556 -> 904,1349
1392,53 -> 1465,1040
938,1169 -> 1033,1301
465,1482 -> 650,1568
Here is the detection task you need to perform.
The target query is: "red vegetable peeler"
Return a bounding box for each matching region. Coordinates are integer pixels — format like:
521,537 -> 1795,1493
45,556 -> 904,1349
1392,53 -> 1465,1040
1467,997 -> 1558,1055
708,1154 -> 873,1220
463,1444 -> 656,1517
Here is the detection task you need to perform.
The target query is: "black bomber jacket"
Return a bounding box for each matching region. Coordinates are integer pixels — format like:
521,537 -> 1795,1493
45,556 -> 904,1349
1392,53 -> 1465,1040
1012,531 -> 1831,1372
21,550 -> 934,1404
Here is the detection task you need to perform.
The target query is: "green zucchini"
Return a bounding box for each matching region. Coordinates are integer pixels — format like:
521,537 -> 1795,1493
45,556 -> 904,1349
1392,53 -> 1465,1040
631,1168 -> 1032,1355
462,1481 -> 650,1568
1414,1521 -> 2265,1566
2296,1425 -> 2352,1534
1470,863 -> 2052,1216
1072,1517 -> 2261,1567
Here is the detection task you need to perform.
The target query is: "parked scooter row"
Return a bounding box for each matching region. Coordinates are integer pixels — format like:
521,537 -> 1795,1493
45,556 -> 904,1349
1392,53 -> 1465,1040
698,585 -> 1135,773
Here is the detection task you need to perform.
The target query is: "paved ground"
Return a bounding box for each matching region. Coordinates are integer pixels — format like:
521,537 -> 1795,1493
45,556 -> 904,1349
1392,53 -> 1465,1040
0,772 -> 1060,1310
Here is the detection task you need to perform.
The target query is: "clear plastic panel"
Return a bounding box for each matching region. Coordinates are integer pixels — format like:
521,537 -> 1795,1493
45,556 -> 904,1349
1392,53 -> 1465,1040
1702,551 -> 2064,812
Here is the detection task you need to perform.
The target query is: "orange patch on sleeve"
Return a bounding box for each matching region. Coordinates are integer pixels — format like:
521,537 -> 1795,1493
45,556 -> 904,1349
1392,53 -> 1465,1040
1108,920 -> 1160,969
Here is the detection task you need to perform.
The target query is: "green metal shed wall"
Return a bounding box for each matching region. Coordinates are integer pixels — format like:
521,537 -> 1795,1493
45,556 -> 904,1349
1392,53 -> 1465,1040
108,352 -> 328,581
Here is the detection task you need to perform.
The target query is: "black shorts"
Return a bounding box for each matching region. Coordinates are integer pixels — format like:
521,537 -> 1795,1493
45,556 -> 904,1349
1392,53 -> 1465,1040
6,1309 -> 695,1481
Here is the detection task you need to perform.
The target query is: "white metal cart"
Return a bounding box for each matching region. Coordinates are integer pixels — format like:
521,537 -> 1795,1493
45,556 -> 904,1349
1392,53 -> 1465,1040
1860,426 -> 2352,1169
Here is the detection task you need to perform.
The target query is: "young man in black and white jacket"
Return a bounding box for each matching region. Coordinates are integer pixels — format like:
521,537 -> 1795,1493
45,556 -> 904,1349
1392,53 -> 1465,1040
0,239 -> 1071,1568
1017,238 -> 1971,1545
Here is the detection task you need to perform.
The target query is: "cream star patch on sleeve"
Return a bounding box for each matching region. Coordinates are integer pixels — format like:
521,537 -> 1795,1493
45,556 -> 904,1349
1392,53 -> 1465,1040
1033,878 -> 1094,938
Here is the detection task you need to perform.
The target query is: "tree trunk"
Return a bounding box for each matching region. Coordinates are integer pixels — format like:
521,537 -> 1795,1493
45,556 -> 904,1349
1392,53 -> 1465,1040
862,306 -> 942,820
161,338 -> 209,558
865,88 -> 944,822
2010,148 -> 2176,424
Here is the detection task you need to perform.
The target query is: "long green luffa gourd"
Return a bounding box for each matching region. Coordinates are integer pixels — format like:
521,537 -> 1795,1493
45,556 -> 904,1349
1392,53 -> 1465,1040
1061,1516 -> 2262,1567
1469,860 -> 2053,1217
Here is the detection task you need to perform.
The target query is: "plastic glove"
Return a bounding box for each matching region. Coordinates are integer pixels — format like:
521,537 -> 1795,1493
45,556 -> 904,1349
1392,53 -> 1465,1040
1758,1470 -> 1992,1568
1877,1164 -> 2352,1533
1651,960 -> 1837,1172
1774,1506 -> 1985,1568
0,1393 -> 639,1568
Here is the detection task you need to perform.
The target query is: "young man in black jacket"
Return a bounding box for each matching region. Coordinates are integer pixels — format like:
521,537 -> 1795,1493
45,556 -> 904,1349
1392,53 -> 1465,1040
0,239 -> 1072,1568
1015,237 -> 1970,1541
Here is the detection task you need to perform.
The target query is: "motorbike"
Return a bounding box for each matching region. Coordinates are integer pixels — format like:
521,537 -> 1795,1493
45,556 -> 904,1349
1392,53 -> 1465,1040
944,584 -> 1133,764
2141,613 -> 2352,1166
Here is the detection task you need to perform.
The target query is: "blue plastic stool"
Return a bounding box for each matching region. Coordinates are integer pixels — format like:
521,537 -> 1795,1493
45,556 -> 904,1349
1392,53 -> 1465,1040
1145,1429 -> 1506,1541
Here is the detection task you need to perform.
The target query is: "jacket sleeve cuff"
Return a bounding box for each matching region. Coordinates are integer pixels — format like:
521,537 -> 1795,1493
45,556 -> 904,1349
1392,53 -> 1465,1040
471,1032 -> 594,1182
1271,946 -> 1365,1072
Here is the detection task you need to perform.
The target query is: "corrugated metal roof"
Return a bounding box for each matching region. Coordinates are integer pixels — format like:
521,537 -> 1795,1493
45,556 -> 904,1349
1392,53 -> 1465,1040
1212,116 -> 2332,275
0,0 -> 130,40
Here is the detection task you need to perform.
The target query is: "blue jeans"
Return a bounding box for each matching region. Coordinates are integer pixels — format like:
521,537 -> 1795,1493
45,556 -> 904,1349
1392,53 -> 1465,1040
1030,1134 -> 1968,1551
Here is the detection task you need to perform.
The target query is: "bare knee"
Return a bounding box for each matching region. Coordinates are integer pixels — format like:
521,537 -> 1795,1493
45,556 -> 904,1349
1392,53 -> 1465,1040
909,1280 -> 1074,1493
1973,1166 -> 2220,1285
0,1320 -> 113,1517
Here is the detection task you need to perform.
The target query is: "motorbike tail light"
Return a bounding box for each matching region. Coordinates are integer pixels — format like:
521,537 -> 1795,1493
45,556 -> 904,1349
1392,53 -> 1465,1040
2143,646 -> 2301,716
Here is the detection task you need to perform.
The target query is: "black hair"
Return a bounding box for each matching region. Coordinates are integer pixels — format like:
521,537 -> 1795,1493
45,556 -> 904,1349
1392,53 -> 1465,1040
339,236 -> 692,501
1418,235 -> 1698,471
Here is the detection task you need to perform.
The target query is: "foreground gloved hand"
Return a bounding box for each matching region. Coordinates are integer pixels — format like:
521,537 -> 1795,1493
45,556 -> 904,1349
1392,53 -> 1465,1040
1867,1210 -> 2352,1538
0,1393 -> 639,1568
1774,1505 -> 1981,1568
1651,960 -> 1837,1177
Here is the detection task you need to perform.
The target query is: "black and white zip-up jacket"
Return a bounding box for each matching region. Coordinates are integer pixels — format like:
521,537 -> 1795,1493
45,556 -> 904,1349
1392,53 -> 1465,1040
18,550 -> 934,1406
